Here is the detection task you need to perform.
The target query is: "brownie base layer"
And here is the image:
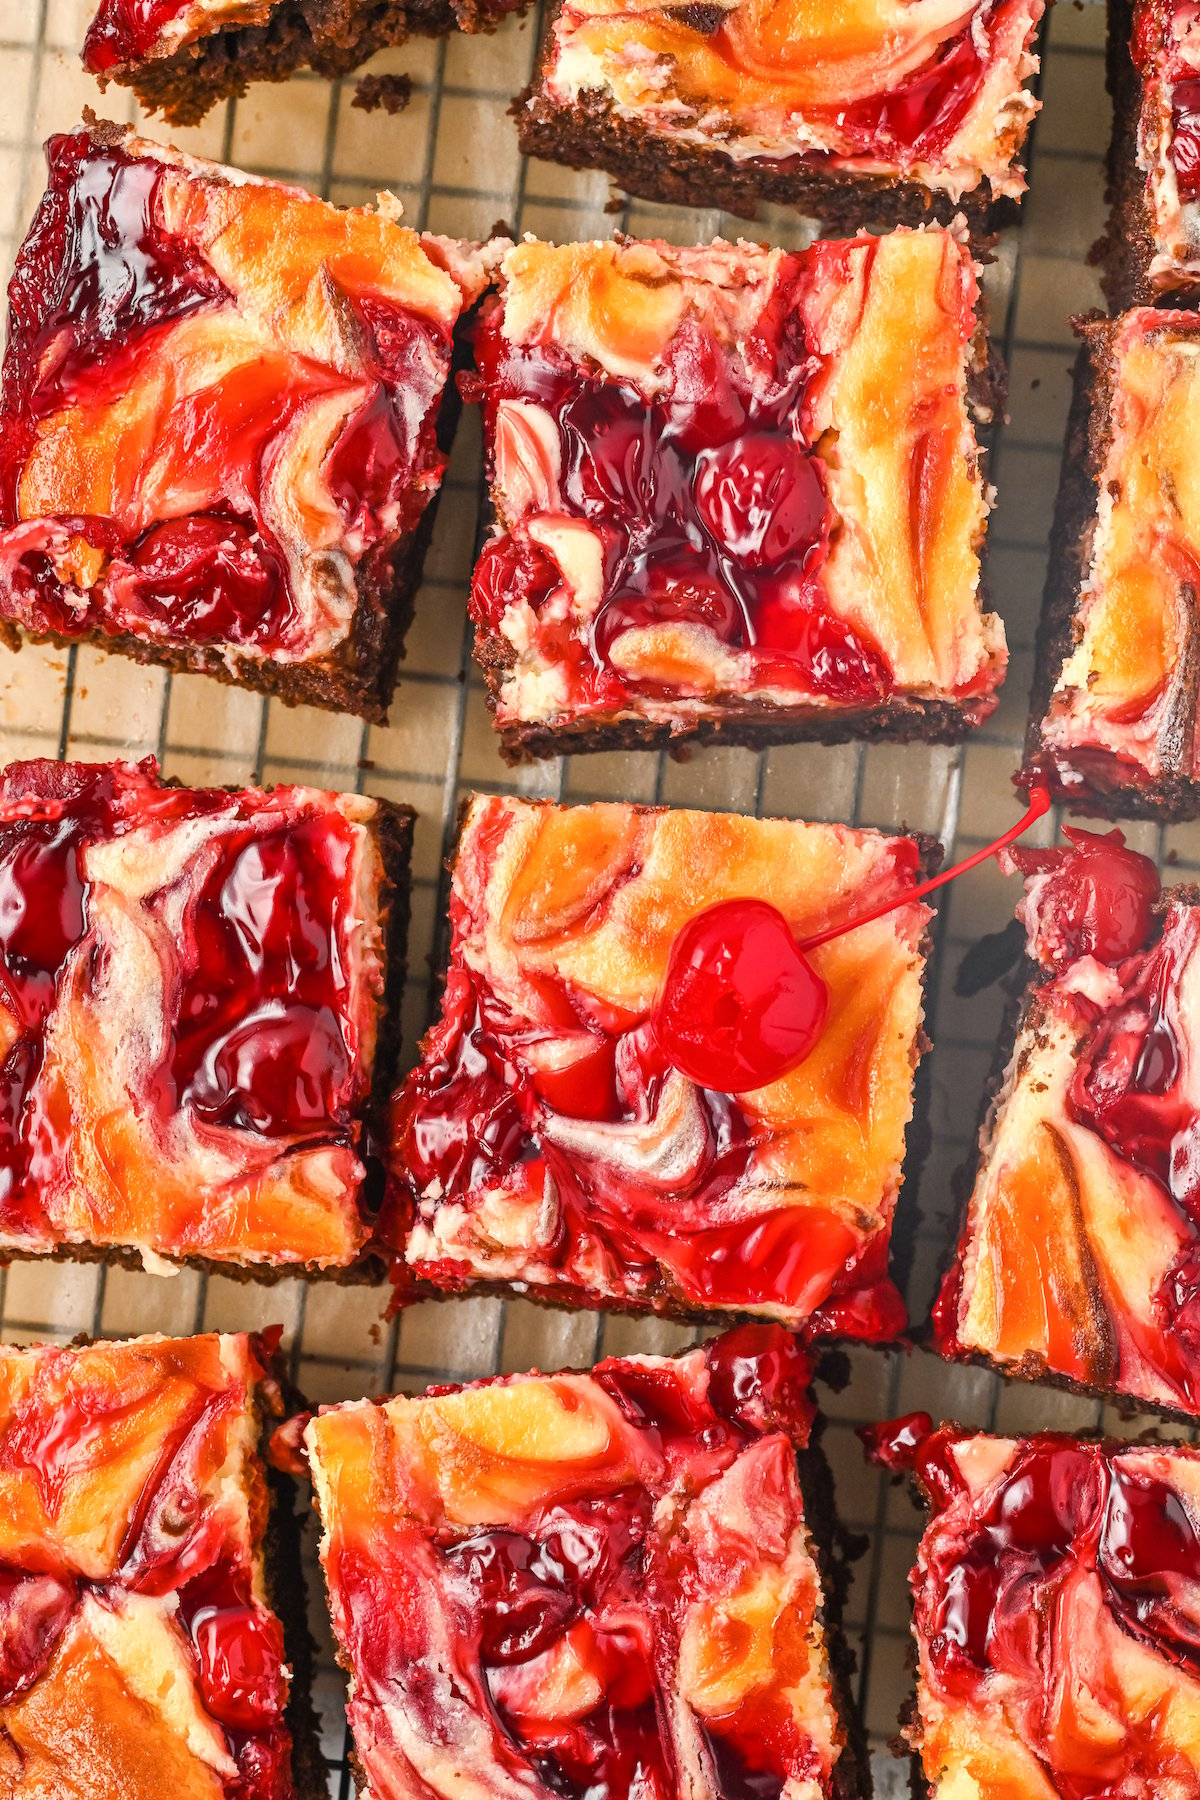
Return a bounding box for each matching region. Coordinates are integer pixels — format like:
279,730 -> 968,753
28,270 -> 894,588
1097,0 -> 1163,308
99,0 -> 449,127
515,86 -> 1020,231
795,1434 -> 873,1800
488,695 -> 1000,764
1019,314 -> 1200,820
264,1464 -> 327,1800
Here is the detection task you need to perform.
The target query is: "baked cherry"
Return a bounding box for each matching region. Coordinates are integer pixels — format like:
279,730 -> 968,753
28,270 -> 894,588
694,434 -> 826,568
1006,825 -> 1160,968
653,898 -> 829,1094
1173,79 -> 1200,202
125,514 -> 285,646
472,532 -> 560,631
0,1570 -> 78,1704
191,1599 -> 287,1729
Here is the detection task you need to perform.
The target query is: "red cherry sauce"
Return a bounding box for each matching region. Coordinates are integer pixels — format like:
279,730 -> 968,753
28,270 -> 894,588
0,1342 -> 289,1798
0,759 -> 147,1234
344,1330 -> 811,1800
0,132 -> 450,654
82,1 -> 192,68
1004,825 -> 1161,969
388,791 -> 1053,1326
161,809 -> 365,1142
915,1434 -> 1200,1783
469,261 -> 894,712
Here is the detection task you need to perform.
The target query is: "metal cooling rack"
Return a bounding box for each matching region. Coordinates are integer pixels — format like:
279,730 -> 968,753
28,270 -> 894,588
0,4 -> 1183,1791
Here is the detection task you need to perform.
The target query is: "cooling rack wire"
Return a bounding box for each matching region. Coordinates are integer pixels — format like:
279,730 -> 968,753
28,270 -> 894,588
0,2 -> 1178,1789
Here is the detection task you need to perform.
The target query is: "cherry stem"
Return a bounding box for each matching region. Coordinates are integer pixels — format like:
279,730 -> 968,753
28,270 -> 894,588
796,784 -> 1053,954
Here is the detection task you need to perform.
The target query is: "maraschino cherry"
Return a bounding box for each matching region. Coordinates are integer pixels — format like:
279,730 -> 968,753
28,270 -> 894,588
652,785 -> 1053,1094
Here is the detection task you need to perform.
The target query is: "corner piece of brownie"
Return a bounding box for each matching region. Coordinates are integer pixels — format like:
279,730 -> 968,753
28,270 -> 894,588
1023,306 -> 1200,820
306,1323 -> 869,1800
82,0 -> 527,126
0,754 -> 412,1279
865,1416 -> 1200,1798
1102,0 -> 1200,306
380,792 -> 933,1337
0,1329 -> 320,1800
930,817 -> 1200,1421
515,0 -> 1049,225
0,122 -> 501,721
466,229 -> 1006,762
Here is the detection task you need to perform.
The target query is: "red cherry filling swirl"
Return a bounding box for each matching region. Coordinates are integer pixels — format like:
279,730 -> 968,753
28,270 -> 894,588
869,1423 -> 1200,1791
1133,1 -> 1200,204
336,1330 -> 814,1800
0,132 -> 448,653
468,270 -> 894,711
0,760 -> 367,1239
0,1344 -> 289,1797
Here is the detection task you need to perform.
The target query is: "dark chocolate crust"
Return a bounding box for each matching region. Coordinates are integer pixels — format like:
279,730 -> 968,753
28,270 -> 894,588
922,889 -> 1200,1431
515,84 -> 1024,232
0,792 -> 413,1290
1019,312 -> 1200,820
1098,0 -> 1162,308
94,0 -> 448,127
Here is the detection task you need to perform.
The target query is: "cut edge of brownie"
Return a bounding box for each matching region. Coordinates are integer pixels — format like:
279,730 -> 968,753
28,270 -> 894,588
257,1353 -> 327,1800
0,787 -> 413,1290
92,1 -> 446,128
918,884 -> 1200,1431
392,805 -> 942,1344
1019,311 -> 1200,821
513,82 -> 1025,233
1097,0 -> 1163,309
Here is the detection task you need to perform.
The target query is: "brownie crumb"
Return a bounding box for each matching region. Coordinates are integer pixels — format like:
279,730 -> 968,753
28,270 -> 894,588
353,73 -> 414,113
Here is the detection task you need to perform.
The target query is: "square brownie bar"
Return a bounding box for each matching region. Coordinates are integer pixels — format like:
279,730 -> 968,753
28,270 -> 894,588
877,1420 -> 1200,1797
382,793 -> 932,1338
1102,0 -> 1200,305
0,1329 -> 320,1800
930,822 -> 1200,1420
82,0 -> 525,126
516,0 -> 1048,226
0,123 -> 497,722
467,230 -> 1006,761
306,1324 -> 867,1800
1023,307 -> 1200,819
0,755 -> 411,1278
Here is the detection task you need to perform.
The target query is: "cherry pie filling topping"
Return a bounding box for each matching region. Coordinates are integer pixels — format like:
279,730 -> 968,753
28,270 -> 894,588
0,132 -> 452,658
932,824 -> 1200,1406
0,1335 -> 290,1798
1133,1 -> 1200,204
866,1420 -> 1200,1792
469,271 -> 897,714
325,1328 -> 829,1800
0,758 -> 370,1245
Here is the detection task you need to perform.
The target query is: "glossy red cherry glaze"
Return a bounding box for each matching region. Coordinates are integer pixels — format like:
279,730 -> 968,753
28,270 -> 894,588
1004,825 -> 1161,968
0,757 -> 376,1259
653,899 -> 829,1093
83,0 -> 188,66
0,1334 -> 290,1798
896,1425 -> 1200,1794
470,274 -> 894,712
830,16 -> 988,163
315,1328 -> 831,1800
0,131 -> 453,661
1133,2 -> 1200,201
